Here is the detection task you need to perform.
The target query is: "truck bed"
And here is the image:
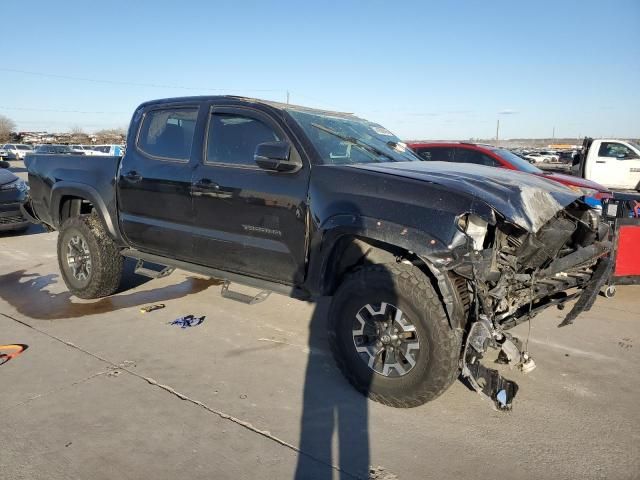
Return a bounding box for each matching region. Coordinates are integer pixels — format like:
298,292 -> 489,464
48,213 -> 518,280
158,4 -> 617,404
25,154 -> 121,231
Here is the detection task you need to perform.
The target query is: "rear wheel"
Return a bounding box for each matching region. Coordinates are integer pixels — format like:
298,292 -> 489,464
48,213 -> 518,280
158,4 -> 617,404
57,212 -> 123,299
328,263 -> 462,407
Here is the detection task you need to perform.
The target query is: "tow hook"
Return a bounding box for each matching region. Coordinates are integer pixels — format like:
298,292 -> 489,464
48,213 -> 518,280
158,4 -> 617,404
461,317 -> 535,411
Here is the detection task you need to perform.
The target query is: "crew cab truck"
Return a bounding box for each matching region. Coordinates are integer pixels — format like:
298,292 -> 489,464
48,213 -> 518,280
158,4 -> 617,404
24,96 -> 612,410
573,138 -> 640,192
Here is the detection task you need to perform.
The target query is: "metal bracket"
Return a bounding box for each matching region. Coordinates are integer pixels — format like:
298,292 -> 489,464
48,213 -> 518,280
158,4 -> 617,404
134,259 -> 175,279
220,281 -> 271,305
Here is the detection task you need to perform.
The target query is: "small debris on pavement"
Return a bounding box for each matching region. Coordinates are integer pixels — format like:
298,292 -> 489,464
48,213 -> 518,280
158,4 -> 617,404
168,315 -> 206,329
369,465 -> 398,480
140,304 -> 166,313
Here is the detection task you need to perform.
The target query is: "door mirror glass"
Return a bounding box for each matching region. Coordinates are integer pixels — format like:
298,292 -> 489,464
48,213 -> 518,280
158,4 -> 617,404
254,141 -> 300,172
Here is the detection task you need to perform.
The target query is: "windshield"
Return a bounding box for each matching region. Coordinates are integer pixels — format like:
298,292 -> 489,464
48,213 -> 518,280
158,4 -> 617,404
287,110 -> 420,165
17,145 -> 31,150
492,148 -> 542,174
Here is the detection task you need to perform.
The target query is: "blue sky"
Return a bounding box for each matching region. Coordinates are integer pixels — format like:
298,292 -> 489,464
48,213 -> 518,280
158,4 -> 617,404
1,0 -> 638,139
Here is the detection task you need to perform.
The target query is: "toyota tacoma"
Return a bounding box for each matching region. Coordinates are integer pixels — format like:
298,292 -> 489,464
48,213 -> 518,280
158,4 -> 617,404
23,96 -> 611,409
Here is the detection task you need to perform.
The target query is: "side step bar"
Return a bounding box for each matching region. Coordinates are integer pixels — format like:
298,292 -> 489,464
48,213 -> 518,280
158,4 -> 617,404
221,281 -> 271,305
134,259 -> 175,279
120,248 -> 308,301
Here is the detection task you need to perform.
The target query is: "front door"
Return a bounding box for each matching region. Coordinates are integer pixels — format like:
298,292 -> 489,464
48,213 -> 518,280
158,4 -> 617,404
590,141 -> 640,190
117,105 -> 201,260
190,106 -> 309,285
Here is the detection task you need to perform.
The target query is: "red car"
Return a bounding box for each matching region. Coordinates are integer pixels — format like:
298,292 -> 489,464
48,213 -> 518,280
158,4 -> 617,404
408,142 -> 611,200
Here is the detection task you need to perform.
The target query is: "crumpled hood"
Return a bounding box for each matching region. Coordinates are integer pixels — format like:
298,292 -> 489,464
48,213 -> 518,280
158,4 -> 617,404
351,161 -> 582,232
0,168 -> 18,186
542,172 -> 610,192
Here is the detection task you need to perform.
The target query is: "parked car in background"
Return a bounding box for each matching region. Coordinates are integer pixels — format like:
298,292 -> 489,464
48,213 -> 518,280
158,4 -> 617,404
1,144 -> 33,160
92,144 -> 124,156
558,151 -> 574,163
572,138 -> 640,192
539,150 -> 559,162
70,145 -> 105,156
524,152 -> 552,163
0,167 -> 30,232
408,142 -> 612,206
33,144 -> 85,155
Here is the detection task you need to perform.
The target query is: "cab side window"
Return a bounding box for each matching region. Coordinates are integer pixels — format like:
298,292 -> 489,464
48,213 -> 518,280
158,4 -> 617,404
206,113 -> 280,166
414,147 -> 454,162
598,142 -> 638,159
454,148 -> 499,167
137,107 -> 198,161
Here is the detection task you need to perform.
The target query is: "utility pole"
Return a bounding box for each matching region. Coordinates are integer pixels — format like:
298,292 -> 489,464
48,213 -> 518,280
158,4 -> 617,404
496,119 -> 500,146
552,126 -> 555,140
286,90 -> 290,104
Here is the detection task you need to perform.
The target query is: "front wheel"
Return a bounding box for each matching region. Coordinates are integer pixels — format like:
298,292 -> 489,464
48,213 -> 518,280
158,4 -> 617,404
328,263 -> 462,408
57,212 -> 123,299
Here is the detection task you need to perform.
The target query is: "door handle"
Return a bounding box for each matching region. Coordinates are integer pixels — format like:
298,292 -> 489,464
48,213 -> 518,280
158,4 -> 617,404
124,170 -> 142,182
194,178 -> 219,189
595,161 -> 606,164
192,178 -> 220,197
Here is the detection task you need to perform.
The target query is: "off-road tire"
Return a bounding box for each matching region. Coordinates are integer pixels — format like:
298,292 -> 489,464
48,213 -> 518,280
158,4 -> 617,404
328,263 -> 462,407
57,212 -> 123,299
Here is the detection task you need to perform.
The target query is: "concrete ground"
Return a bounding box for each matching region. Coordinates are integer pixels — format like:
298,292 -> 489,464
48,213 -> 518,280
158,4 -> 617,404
1,161 -> 639,479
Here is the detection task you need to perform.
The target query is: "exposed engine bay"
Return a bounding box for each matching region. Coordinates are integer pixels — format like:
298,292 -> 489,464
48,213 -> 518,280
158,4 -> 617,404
449,200 -> 612,410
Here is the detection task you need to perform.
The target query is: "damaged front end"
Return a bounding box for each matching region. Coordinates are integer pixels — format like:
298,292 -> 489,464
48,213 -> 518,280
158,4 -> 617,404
447,199 -> 611,410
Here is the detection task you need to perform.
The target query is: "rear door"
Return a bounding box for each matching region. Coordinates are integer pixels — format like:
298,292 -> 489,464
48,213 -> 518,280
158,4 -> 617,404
190,105 -> 309,284
589,141 -> 640,189
117,104 -> 202,260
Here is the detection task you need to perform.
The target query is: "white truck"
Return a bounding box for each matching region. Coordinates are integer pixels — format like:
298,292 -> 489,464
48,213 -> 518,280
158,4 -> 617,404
573,138 -> 640,192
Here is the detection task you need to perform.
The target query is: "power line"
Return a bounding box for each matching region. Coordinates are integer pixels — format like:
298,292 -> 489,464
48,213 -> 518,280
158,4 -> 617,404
0,106 -> 127,115
0,68 -> 285,94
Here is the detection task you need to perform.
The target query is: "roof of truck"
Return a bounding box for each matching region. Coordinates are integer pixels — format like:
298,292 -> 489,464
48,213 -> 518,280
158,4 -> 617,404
137,95 -> 357,119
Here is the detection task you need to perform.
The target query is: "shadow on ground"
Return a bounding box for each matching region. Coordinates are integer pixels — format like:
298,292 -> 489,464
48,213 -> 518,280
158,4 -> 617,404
0,224 -> 47,237
0,265 -> 221,320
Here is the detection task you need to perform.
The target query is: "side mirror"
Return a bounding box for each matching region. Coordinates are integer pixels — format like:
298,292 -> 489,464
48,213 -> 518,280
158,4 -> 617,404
254,141 -> 300,172
0,160 -> 9,169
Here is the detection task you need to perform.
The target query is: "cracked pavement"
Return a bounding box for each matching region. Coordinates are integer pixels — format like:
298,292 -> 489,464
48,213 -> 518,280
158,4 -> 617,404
1,224 -> 639,479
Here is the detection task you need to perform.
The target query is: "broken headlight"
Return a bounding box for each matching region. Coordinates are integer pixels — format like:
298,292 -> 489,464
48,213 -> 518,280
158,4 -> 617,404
457,213 -> 488,251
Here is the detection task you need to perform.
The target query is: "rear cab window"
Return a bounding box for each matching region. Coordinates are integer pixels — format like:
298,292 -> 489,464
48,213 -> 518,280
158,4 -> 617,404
137,107 -> 199,161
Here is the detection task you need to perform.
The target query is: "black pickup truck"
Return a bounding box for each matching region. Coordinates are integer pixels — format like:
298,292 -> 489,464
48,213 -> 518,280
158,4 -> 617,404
24,96 -> 611,409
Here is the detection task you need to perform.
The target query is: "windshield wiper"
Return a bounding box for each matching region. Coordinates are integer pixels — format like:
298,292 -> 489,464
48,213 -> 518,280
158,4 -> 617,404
310,123 -> 394,162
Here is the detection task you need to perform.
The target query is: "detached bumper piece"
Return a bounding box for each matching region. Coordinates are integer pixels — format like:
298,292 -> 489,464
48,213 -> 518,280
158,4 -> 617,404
461,319 -> 534,411
559,258 -> 612,327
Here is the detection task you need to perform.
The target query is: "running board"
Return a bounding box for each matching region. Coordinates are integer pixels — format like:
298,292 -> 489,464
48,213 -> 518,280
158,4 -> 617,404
120,248 -> 308,300
221,281 -> 271,305
133,259 -> 175,279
